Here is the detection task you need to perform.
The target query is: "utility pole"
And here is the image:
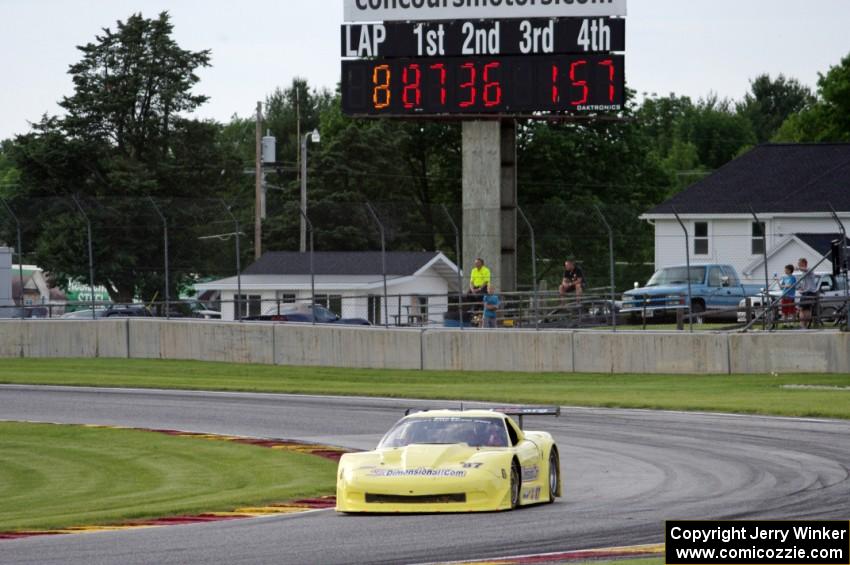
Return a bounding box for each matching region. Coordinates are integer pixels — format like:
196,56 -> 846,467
296,88 -> 301,190
254,101 -> 263,260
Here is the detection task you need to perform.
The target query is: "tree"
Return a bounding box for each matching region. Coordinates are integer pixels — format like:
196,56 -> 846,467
677,95 -> 757,170
5,12 -> 240,303
737,74 -> 814,143
775,53 -> 850,142
636,93 -> 695,159
517,92 -> 671,290
0,140 -> 20,199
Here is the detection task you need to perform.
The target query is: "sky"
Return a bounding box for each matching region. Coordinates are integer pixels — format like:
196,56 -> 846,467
1,0 -> 848,140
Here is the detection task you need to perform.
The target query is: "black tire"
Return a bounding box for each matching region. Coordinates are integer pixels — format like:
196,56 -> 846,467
510,460 -> 521,509
547,449 -> 560,503
691,300 -> 706,315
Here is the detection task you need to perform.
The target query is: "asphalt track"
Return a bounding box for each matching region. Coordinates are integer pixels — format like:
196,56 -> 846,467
0,385 -> 848,565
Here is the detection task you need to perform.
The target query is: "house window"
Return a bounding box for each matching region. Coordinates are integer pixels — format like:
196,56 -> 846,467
276,293 -> 296,304
694,222 -> 709,255
752,222 -> 766,255
368,295 -> 382,325
236,295 -> 261,318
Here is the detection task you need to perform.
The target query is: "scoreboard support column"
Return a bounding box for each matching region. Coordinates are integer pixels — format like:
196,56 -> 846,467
462,120 -> 517,293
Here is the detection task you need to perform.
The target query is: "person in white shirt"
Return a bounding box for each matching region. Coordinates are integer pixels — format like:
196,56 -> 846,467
796,258 -> 818,329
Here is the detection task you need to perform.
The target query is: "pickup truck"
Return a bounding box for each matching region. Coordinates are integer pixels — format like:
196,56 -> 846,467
621,264 -> 762,321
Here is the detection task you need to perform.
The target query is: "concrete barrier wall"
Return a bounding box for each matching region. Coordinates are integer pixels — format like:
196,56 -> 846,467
729,332 -> 850,374
23,321 -> 98,358
2,320 -> 850,374
129,320 -> 274,365
574,332 -> 730,374
275,325 -> 421,370
0,320 -> 129,359
0,322 -> 22,357
422,330 -> 573,372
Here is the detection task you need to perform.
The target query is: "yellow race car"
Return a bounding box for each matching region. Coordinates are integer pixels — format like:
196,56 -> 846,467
336,407 -> 561,513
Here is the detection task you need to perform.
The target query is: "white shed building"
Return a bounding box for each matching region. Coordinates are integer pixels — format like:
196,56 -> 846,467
196,251 -> 461,324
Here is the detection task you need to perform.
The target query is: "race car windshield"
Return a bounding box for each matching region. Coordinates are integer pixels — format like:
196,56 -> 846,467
379,417 -> 510,448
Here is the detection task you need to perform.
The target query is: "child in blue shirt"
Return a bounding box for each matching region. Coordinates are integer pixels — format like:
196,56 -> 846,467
481,285 -> 500,329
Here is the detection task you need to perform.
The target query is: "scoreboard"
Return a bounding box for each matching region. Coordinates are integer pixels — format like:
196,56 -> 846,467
342,55 -> 624,115
340,3 -> 626,118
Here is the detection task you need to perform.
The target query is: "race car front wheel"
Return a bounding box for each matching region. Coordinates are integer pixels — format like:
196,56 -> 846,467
548,449 -> 560,503
510,461 -> 521,509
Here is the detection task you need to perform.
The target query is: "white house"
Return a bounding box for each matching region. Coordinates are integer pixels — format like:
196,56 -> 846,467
642,144 -> 850,282
196,251 -> 462,324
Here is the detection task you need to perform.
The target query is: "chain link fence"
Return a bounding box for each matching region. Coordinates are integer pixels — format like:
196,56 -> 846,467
1,195 -> 847,331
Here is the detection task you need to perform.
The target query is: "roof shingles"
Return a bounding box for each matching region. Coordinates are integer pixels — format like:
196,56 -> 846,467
243,251 -> 442,276
648,144 -> 850,215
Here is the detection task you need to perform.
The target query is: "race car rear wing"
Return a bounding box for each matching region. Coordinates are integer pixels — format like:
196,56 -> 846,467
491,406 -> 561,429
403,405 -> 560,428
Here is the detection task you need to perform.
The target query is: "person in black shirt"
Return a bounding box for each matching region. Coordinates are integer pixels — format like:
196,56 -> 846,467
559,260 -> 585,302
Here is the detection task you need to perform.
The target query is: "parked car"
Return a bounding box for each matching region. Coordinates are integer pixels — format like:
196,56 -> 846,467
0,307 -> 29,319
60,309 -> 109,319
737,273 -> 848,323
621,264 -> 762,322
162,301 -> 222,320
245,303 -> 370,325
61,305 -> 152,319
0,306 -> 53,319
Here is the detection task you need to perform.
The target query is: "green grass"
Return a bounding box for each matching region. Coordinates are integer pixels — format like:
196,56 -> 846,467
1,358 -> 849,419
0,422 -> 336,531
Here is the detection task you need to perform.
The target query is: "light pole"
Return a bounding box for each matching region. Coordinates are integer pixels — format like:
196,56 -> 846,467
71,195 -> 97,320
300,129 -> 320,253
148,197 -> 170,319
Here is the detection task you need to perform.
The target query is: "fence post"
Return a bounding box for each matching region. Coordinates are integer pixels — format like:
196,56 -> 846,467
442,204 -> 466,331
594,204 -> 617,331
220,200 -> 243,322
671,206 -> 694,333
297,207 -> 316,325
71,196 -> 97,320
517,207 -> 539,331
749,205 -> 770,331
441,204 -> 465,331
148,197 -> 170,319
365,203 -> 389,328
0,198 -> 25,320
828,203 -> 849,332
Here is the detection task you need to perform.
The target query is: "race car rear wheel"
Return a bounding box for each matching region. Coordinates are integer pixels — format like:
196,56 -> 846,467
510,461 -> 521,509
547,449 -> 560,503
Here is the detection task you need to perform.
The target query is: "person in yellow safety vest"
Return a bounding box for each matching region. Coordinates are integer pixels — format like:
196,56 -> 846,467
469,258 -> 491,296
